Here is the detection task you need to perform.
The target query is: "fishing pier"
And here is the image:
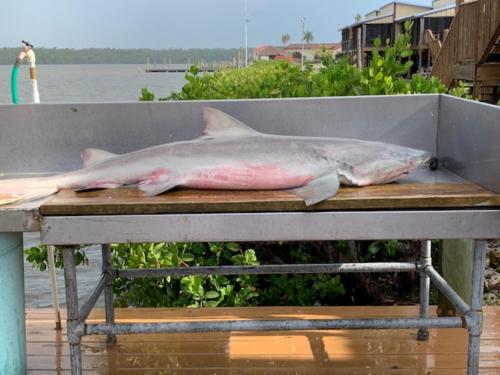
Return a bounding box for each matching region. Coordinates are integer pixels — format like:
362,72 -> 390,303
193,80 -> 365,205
1,95 -> 500,374
145,56 -> 237,73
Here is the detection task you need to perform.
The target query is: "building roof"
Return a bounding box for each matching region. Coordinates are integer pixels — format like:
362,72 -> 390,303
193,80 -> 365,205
375,1 -> 433,13
395,4 -> 455,21
284,43 -> 341,50
340,14 -> 394,30
341,1 -> 433,30
254,45 -> 284,56
274,55 -> 294,62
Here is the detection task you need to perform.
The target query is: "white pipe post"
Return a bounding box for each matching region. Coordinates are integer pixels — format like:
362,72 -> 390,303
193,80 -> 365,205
47,245 -> 62,330
26,48 -> 40,103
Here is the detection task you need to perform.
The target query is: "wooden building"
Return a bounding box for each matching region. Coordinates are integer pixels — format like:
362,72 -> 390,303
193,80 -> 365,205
431,0 -> 500,103
340,1 -> 457,72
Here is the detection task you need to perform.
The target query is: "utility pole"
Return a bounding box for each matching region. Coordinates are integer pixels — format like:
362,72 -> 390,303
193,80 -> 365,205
245,0 -> 249,67
300,16 -> 306,71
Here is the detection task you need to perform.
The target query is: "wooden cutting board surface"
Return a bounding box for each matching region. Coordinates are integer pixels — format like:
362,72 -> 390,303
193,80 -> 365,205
40,182 -> 500,216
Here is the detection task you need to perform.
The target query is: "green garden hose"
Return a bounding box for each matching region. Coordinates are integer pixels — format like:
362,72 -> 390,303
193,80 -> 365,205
11,65 -> 19,105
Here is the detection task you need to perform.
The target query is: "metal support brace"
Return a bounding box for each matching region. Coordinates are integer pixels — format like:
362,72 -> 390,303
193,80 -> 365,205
423,264 -> 471,315
466,240 -> 486,375
60,240 -> 486,375
77,275 -> 107,325
117,262 -> 417,278
85,316 -> 464,335
101,244 -> 117,344
62,246 -> 83,375
418,240 -> 431,341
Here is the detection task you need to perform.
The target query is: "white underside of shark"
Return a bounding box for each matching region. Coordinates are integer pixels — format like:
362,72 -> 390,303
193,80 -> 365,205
0,107 -> 431,206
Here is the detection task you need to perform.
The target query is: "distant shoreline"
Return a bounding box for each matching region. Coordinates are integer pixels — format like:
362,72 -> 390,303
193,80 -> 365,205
0,47 -> 248,65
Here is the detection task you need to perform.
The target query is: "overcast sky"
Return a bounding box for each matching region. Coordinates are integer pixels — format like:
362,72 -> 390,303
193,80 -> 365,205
0,0 -> 433,49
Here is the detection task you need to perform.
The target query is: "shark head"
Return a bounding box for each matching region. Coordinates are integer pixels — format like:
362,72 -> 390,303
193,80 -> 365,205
321,140 -> 432,186
352,144 -> 431,185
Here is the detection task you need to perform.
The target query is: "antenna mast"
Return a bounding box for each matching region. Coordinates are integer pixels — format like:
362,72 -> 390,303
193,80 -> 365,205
245,0 -> 249,67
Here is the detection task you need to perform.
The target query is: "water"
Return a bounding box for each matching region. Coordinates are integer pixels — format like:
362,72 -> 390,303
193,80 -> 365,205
0,64 -> 187,103
24,233 -> 105,308
3,64 -> 187,307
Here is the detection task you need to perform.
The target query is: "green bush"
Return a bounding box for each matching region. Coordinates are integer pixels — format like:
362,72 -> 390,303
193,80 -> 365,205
142,21 -> 445,102
25,245 -> 88,271
139,87 -> 155,101
111,241 -> 350,308
163,62 -> 312,100
111,242 -> 260,308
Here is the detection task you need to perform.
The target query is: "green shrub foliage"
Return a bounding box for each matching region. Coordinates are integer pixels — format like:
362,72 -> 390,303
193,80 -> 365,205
142,21 -> 447,102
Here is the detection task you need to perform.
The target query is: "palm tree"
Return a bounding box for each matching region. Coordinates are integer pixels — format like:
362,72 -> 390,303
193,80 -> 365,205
354,13 -> 362,23
302,30 -> 314,44
281,33 -> 291,46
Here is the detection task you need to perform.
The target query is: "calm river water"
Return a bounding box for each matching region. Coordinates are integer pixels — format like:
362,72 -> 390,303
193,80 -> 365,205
0,64 -> 186,103
0,64 -> 187,306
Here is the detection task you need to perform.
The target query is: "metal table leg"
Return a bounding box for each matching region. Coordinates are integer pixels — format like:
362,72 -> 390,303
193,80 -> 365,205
466,240 -> 486,375
62,246 -> 83,375
0,232 -> 26,375
417,240 -> 431,341
101,244 -> 117,344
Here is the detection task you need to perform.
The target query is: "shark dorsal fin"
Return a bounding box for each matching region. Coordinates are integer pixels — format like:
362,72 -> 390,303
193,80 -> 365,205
202,107 -> 260,138
81,148 -> 118,167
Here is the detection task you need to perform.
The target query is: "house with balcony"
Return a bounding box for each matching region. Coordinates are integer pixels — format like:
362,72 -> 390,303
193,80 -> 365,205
340,1 -> 458,71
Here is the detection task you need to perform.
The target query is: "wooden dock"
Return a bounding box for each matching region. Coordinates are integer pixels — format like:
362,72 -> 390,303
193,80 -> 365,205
145,67 -> 217,73
26,306 -> 500,374
145,58 -> 236,73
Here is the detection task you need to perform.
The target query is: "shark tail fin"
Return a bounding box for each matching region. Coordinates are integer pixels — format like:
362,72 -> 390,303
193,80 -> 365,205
0,177 -> 59,206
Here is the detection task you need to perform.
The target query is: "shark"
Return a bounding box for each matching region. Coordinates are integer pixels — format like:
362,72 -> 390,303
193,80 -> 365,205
0,107 -> 431,207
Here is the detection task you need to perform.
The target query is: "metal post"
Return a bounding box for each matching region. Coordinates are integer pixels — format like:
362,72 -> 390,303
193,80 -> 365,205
418,240 -> 431,341
0,233 -> 26,375
467,240 -> 486,375
62,246 -> 82,375
47,245 -> 62,330
300,17 -> 306,71
101,244 -> 117,344
244,0 -> 249,67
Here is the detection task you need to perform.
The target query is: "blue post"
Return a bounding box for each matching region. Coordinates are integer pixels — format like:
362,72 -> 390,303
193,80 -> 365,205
0,233 -> 26,374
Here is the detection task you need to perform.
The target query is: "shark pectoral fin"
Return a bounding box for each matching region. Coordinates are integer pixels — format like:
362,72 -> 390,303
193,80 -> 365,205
291,172 -> 340,206
75,183 -> 122,192
138,177 -> 178,196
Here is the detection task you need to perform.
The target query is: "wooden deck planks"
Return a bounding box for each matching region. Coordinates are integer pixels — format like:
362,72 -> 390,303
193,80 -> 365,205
40,182 -> 500,216
26,306 -> 500,374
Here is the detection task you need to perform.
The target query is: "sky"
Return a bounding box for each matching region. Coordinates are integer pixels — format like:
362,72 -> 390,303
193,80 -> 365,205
0,0 -> 435,49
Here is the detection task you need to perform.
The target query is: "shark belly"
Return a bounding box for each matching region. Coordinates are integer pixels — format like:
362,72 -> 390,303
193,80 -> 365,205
183,164 -> 316,190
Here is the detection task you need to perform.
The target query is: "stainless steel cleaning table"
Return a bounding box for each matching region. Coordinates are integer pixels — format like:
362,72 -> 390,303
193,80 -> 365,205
1,94 -> 499,375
